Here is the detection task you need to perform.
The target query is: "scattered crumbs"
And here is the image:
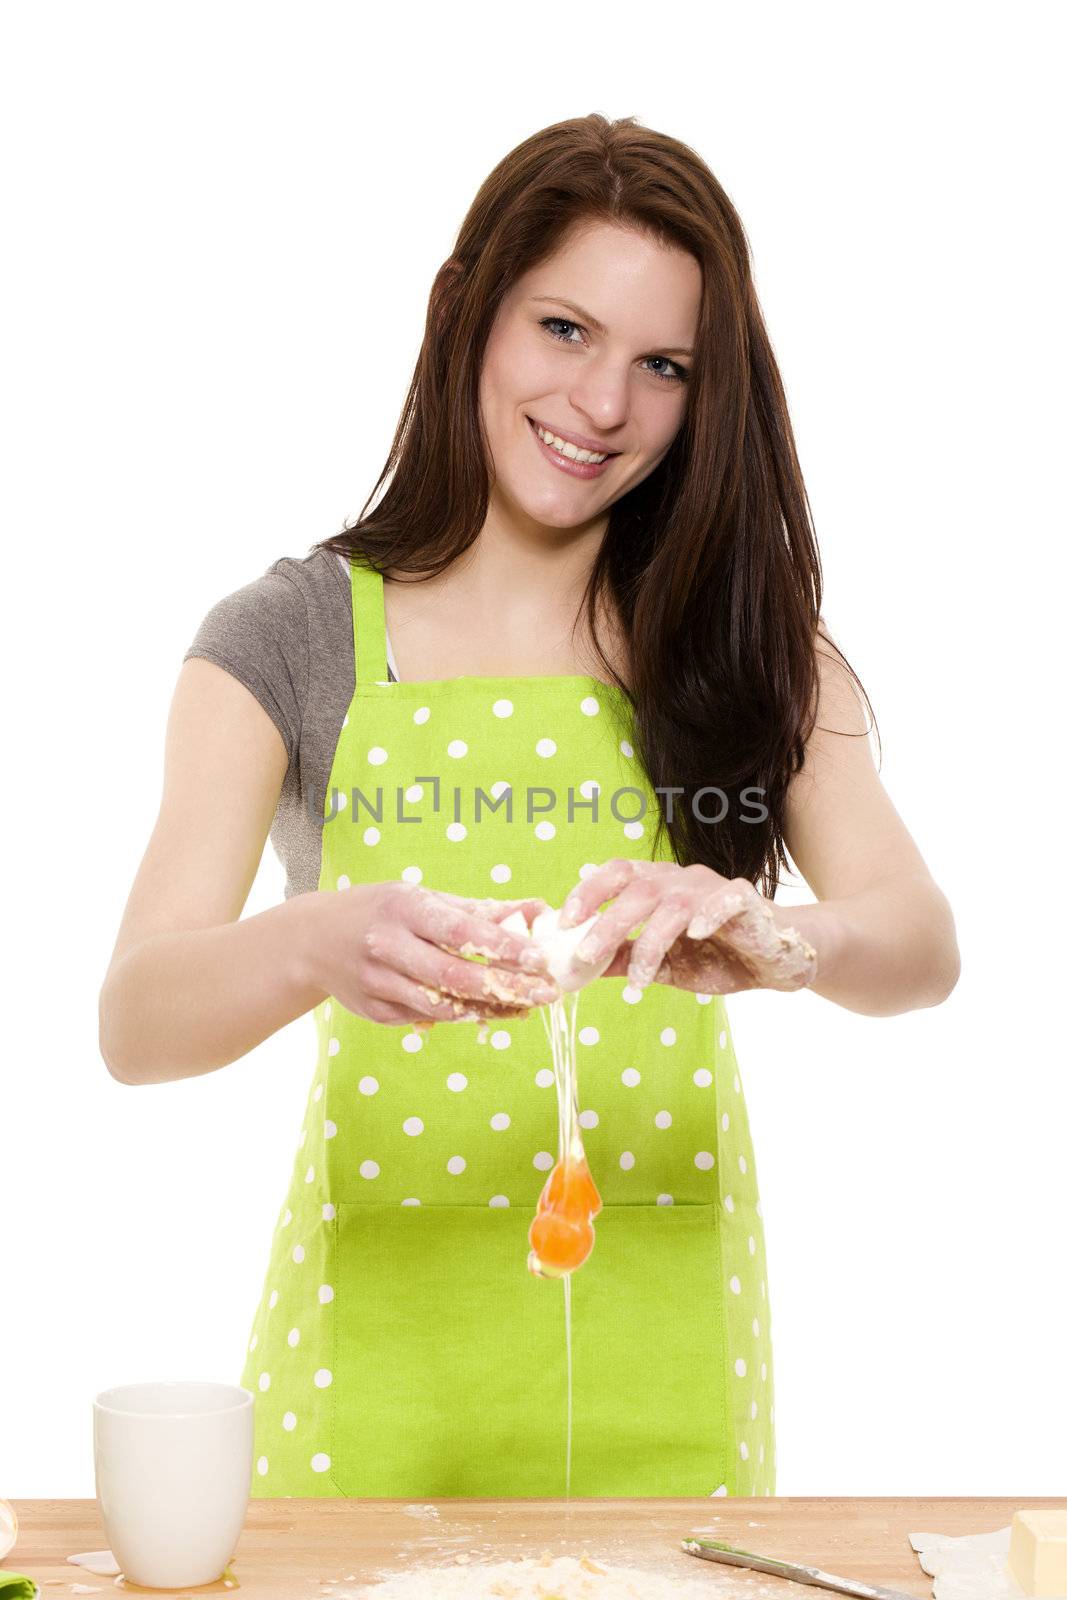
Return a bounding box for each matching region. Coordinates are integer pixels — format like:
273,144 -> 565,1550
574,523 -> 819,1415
71,1587 -> 102,1595
402,1504 -> 440,1520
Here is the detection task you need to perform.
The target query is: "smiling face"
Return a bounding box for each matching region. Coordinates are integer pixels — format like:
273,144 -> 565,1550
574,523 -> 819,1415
477,219 -> 702,537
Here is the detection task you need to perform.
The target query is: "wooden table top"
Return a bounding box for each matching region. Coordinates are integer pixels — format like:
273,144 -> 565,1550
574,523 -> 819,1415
9,1496 -> 1067,1597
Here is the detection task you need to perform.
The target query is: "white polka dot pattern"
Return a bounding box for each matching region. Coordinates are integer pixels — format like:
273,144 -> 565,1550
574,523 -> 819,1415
239,580 -> 776,1499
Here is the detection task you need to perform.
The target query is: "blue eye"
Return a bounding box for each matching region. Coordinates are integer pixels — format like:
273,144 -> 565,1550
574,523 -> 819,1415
644,354 -> 689,384
538,317 -> 689,385
539,317 -> 587,353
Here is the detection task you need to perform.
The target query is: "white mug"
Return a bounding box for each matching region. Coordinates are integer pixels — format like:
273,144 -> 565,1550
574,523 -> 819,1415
93,1381 -> 254,1588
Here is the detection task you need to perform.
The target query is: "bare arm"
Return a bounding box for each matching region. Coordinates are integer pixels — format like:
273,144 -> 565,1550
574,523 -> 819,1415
774,630 -> 961,1016
98,660 -> 557,1086
97,658 -> 328,1083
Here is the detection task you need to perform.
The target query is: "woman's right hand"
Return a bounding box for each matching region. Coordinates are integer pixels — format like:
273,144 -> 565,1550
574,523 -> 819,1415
296,881 -> 562,1027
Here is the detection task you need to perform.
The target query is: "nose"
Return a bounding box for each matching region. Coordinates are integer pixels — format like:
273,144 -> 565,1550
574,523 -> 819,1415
568,360 -> 631,439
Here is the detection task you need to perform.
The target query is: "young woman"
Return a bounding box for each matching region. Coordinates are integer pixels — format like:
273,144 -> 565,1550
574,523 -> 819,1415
99,113 -> 960,1501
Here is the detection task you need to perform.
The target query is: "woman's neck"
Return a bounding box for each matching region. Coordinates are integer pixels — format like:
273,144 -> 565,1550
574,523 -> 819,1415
382,532 -> 628,685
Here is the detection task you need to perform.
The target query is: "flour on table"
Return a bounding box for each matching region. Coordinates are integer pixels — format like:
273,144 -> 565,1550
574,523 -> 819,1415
352,1551 -> 744,1597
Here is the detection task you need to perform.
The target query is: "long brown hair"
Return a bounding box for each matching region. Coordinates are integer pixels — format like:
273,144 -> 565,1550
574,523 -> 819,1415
314,112 -> 876,897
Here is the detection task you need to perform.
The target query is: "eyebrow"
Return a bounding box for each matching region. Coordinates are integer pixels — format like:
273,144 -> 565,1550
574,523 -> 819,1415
529,295 -> 694,359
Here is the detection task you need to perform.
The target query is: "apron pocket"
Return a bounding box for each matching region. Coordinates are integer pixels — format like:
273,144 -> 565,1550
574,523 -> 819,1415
331,1200 -> 730,1496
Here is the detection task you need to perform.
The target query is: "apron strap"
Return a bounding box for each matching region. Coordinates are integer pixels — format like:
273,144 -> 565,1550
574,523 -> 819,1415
349,557 -> 390,684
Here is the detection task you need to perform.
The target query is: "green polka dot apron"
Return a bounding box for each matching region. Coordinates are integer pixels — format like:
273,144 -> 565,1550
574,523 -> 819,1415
239,556 -> 776,1498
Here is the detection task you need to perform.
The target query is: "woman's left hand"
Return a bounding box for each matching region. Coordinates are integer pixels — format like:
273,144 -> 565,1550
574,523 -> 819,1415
557,859 -> 819,995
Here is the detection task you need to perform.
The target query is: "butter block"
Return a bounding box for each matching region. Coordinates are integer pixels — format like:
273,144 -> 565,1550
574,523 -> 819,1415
1008,1510 -> 1067,1597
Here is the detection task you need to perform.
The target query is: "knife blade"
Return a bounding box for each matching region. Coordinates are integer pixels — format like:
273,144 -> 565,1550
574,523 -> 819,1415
681,1535 -> 923,1599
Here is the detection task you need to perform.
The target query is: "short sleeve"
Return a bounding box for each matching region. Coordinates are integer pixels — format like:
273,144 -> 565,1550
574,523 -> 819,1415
183,563 -> 310,767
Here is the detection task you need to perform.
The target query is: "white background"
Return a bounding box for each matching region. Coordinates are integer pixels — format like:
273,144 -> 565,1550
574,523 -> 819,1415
2,0 -> 1063,1499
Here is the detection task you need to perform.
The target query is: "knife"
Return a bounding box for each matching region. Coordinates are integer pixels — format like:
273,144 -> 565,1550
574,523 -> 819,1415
681,1535 -> 923,1599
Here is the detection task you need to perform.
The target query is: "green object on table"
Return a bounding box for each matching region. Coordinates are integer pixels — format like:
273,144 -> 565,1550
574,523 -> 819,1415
0,1570 -> 37,1600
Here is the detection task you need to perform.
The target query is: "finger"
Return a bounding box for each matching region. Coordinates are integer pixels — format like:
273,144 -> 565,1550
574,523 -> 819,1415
429,889 -> 549,926
366,970 -> 537,1025
685,880 -> 757,940
689,916 -> 765,985
428,891 -> 551,951
557,858 -> 637,929
560,859 -> 683,930
570,878 -> 664,967
600,943 -> 636,981
625,896 -> 702,990
420,890 -> 549,945
389,927 -> 560,1009
479,896 -> 550,933
688,883 -> 785,965
402,981 -> 537,1024
406,887 -> 550,974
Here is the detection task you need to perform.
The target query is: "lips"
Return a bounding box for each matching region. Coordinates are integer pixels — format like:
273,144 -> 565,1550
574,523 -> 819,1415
526,415 -> 621,457
527,417 -> 617,481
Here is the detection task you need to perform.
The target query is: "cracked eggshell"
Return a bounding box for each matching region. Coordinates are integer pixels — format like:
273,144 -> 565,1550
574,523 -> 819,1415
499,906 -> 613,992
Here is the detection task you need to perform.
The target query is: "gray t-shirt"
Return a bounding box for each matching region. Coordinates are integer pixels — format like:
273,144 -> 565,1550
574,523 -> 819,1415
183,548 -> 398,900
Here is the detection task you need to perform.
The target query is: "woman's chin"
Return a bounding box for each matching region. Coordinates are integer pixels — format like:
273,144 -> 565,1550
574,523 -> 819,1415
497,484 -> 607,535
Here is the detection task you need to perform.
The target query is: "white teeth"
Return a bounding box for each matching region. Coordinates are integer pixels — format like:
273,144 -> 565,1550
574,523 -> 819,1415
534,422 -> 608,465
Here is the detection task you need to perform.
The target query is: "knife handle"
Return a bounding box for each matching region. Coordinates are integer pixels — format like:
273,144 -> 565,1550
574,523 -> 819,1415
681,1537 -> 922,1600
